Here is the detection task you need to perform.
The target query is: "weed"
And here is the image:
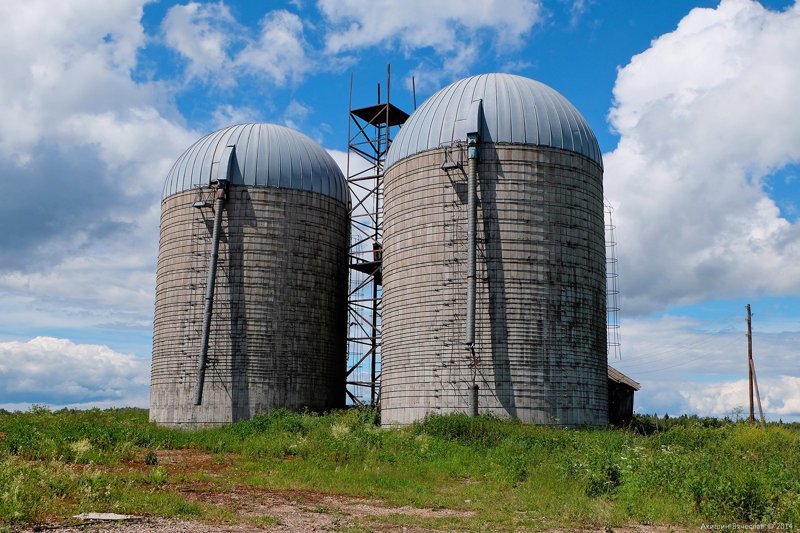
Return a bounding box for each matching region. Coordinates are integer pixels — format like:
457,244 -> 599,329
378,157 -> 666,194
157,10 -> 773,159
144,449 -> 158,465
249,514 -> 283,527
586,462 -> 621,497
413,413 -> 506,447
148,466 -> 169,486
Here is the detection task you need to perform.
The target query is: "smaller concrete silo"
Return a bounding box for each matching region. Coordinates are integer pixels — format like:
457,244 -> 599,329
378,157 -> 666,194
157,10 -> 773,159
151,123 -> 349,428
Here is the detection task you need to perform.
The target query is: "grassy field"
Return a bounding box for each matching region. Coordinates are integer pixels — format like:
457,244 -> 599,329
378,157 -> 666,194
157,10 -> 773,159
0,406 -> 798,531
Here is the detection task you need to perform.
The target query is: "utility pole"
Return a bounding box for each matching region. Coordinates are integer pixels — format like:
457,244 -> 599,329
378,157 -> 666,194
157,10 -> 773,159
746,304 -> 754,423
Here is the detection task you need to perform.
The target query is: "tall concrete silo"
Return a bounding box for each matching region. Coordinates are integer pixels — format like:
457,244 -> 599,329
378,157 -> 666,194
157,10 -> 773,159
381,73 -> 606,427
151,123 -> 349,428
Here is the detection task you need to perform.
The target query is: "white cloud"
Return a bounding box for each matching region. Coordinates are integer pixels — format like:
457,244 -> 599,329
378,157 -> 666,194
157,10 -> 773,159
319,0 -> 540,53
327,148 -> 373,220
0,236 -> 157,331
605,0 -> 800,315
161,1 -> 238,84
162,4 -> 311,87
236,10 -> 311,85
0,1 -> 196,335
568,0 -> 591,26
282,99 -> 312,130
59,108 -> 196,195
210,104 -> 262,129
0,337 -> 149,409
407,43 -> 479,93
0,0 -> 158,161
680,376 -> 800,420
318,0 -> 541,92
611,314 -> 800,421
326,148 -> 373,181
326,149 -> 349,177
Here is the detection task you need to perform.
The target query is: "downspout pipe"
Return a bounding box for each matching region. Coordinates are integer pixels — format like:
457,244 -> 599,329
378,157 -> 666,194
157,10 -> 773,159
193,143 -> 236,406
465,132 -> 479,347
465,100 -> 482,417
193,179 -> 228,406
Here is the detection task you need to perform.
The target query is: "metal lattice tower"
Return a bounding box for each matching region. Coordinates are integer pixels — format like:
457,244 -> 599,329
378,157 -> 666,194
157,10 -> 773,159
345,67 -> 409,405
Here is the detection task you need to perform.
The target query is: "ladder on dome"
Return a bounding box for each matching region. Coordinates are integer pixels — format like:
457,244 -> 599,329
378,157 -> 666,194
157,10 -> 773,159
345,66 -> 409,406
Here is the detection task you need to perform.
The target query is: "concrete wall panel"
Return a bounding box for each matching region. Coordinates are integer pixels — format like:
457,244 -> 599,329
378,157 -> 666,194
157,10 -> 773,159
381,144 -> 607,427
151,187 -> 349,428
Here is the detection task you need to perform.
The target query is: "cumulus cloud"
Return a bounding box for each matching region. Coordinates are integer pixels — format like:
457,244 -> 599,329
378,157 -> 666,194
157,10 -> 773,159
612,315 -> 800,420
0,337 -> 149,409
317,0 -> 542,91
319,0 -> 540,53
0,1 -> 196,332
604,0 -> 800,315
161,1 -> 239,83
326,148 -> 374,223
59,108 -> 196,195
0,0 -> 156,161
679,376 -> 800,419
281,100 -> 312,131
162,4 -> 311,86
210,104 -> 262,129
236,10 -> 311,85
407,44 -> 480,93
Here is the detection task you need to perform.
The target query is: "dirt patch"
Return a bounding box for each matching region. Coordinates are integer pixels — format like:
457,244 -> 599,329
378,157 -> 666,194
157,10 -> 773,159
152,449 -> 232,475
24,517 -> 260,532
548,529 -> 690,533
24,483 -> 473,532
24,518 -> 691,532
20,451 -> 687,531
178,483 -> 473,530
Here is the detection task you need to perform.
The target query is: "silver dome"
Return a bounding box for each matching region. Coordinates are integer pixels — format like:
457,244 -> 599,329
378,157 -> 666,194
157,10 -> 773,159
162,123 -> 347,203
386,73 -> 602,168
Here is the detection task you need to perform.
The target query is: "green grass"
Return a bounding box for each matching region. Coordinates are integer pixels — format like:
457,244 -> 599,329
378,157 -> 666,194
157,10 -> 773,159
0,406 -> 798,530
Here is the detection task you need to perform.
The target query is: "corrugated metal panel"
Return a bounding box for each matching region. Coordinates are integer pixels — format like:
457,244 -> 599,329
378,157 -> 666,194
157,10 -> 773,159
385,73 -> 603,168
162,123 -> 347,203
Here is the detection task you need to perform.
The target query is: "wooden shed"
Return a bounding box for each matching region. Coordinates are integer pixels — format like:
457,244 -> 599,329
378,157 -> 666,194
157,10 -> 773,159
608,366 -> 640,427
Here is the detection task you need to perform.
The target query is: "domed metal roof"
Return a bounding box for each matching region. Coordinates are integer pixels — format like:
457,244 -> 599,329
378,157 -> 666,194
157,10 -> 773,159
162,123 -> 348,203
386,73 -> 602,168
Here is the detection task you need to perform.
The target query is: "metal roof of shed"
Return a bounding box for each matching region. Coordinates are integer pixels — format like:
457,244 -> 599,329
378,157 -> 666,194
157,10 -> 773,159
608,366 -> 641,391
162,123 -> 348,203
385,73 -> 603,168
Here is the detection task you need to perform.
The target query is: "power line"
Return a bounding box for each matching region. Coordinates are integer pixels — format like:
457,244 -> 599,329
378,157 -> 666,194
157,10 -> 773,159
617,330 -> 737,369
616,334 -> 741,375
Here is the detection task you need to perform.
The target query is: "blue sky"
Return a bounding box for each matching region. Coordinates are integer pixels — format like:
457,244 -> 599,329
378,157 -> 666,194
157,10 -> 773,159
0,0 -> 798,421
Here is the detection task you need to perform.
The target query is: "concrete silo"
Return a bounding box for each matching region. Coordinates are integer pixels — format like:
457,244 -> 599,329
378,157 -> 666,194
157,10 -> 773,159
381,73 -> 607,427
151,123 -> 349,428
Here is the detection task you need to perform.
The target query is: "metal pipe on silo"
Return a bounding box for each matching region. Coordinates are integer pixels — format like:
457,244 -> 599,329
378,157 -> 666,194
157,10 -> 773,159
465,132 -> 479,348
468,383 -> 479,417
193,181 -> 227,406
